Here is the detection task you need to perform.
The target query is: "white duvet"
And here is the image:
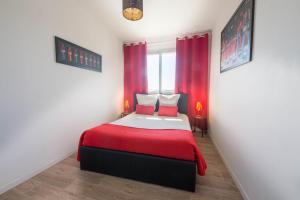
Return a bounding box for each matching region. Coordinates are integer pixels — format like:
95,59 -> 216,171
111,112 -> 191,131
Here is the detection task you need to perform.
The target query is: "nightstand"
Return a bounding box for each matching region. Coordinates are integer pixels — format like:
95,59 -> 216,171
120,112 -> 130,118
193,116 -> 207,137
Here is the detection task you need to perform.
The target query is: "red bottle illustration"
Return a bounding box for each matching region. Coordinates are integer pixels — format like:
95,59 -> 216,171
60,43 -> 66,60
85,53 -> 88,65
96,58 -> 100,68
80,51 -> 84,64
74,49 -> 78,64
68,47 -> 72,62
93,56 -> 96,67
89,55 -> 93,66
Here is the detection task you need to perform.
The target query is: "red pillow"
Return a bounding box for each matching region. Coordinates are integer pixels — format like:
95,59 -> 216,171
158,106 -> 178,117
136,104 -> 155,115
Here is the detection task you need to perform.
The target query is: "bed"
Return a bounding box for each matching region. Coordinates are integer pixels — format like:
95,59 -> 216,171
77,94 -> 206,192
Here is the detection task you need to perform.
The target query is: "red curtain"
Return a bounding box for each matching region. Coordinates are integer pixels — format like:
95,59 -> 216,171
175,34 -> 209,119
124,43 -> 147,112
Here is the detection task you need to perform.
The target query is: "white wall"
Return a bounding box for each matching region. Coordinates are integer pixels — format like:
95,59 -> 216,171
0,0 -> 123,194
209,0 -> 300,199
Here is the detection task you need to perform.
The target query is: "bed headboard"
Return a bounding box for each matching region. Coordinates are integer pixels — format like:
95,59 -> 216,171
133,93 -> 188,115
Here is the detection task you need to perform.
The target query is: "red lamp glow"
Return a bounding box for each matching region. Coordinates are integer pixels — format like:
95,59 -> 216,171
124,100 -> 130,113
195,101 -> 203,116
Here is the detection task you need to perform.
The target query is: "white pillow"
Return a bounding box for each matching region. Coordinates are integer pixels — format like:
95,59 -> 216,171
136,94 -> 158,106
159,94 -> 181,106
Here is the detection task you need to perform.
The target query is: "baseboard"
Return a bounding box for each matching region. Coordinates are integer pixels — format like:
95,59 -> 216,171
0,150 -> 76,195
209,134 -> 250,200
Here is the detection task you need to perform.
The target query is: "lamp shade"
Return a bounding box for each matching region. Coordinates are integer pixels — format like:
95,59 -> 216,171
124,99 -> 130,112
123,0 -> 143,21
195,101 -> 203,115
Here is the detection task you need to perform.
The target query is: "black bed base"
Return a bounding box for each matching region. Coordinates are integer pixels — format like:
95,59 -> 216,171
80,146 -> 196,192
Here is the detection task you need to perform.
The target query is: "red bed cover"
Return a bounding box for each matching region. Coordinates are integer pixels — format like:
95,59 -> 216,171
77,124 -> 207,175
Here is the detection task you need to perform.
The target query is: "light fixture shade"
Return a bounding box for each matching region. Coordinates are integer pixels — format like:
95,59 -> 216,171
123,0 -> 143,21
124,99 -> 130,112
196,101 -> 203,112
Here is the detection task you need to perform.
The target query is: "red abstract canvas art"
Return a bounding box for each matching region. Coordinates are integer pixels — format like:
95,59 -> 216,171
220,0 -> 255,72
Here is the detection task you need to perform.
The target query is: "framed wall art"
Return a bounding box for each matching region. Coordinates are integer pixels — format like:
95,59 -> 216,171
220,0 -> 255,73
55,36 -> 102,73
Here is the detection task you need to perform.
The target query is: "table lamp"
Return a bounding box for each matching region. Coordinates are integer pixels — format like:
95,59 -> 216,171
195,101 -> 203,116
124,100 -> 130,113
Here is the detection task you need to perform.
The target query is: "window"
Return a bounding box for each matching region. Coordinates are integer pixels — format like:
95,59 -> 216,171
147,52 -> 176,94
147,54 -> 160,93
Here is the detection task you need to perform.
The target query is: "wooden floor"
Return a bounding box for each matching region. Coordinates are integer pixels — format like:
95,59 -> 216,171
0,134 -> 243,200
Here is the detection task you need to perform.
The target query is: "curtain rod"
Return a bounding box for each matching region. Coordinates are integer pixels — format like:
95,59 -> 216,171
176,30 -> 211,40
123,30 -> 211,46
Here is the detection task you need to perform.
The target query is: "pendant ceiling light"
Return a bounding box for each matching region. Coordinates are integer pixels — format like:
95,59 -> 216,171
123,0 -> 143,21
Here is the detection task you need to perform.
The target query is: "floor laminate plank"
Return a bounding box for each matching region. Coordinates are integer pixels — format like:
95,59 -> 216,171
0,134 -> 243,200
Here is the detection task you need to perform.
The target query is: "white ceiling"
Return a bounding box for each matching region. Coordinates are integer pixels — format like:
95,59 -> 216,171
89,0 -> 225,42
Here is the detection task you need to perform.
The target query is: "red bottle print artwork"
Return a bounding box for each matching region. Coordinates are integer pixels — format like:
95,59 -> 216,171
56,37 -> 101,72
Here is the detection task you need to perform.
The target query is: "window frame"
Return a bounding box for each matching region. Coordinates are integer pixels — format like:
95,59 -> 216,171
147,48 -> 176,94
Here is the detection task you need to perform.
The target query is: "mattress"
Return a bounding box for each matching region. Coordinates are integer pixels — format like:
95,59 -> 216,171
110,112 -> 191,131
